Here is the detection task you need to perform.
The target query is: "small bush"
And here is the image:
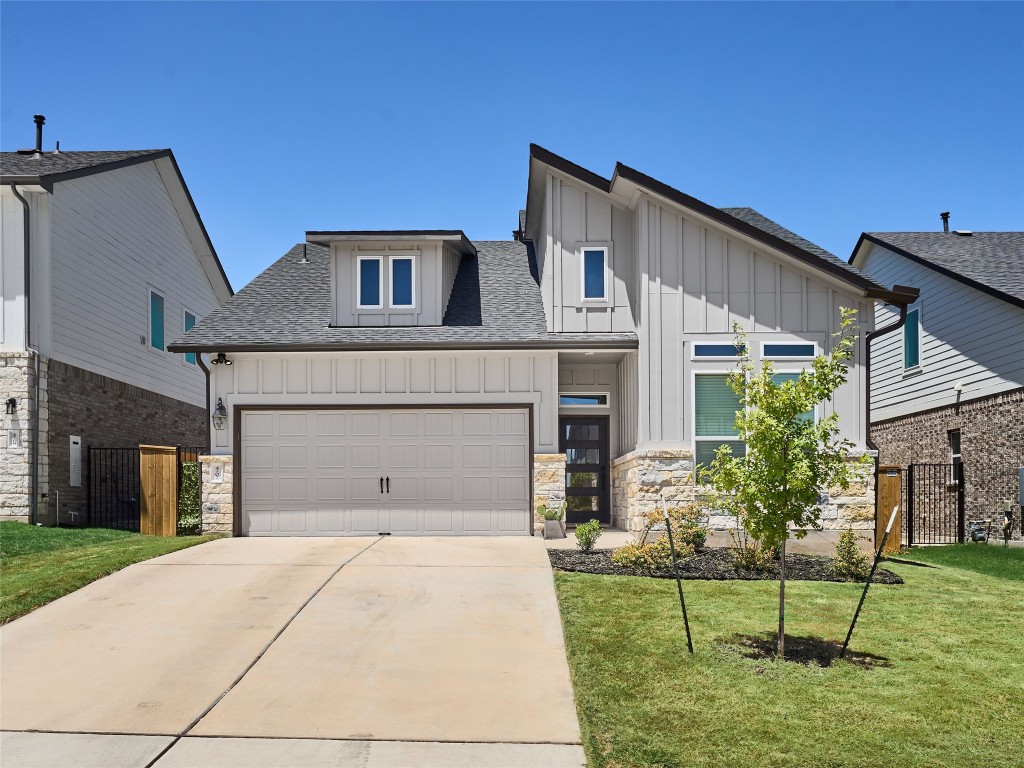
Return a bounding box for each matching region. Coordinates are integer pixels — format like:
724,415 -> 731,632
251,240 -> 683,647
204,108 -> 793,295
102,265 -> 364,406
177,462 -> 202,535
575,519 -> 603,553
538,503 -> 565,522
831,527 -> 870,579
728,527 -> 775,572
635,502 -> 708,552
612,537 -> 694,572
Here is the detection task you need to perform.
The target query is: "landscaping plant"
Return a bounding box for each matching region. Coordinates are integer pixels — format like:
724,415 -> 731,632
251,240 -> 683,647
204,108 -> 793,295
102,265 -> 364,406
726,526 -> 776,573
831,527 -> 870,580
538,502 -> 565,522
575,519 -> 603,553
703,308 -> 871,657
612,503 -> 706,571
177,461 -> 202,535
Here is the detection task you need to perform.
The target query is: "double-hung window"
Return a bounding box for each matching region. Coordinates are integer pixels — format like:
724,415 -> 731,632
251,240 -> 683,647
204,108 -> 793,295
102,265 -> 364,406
149,291 -> 165,351
904,305 -> 921,370
183,311 -> 197,364
357,254 -> 415,309
581,247 -> 608,302
694,373 -> 745,468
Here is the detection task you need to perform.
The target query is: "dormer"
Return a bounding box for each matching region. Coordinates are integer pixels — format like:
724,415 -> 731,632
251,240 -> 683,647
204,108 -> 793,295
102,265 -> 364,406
307,230 -> 475,327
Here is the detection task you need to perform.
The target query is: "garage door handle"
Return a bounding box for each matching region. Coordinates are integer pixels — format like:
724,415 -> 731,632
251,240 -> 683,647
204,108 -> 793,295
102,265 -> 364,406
380,477 -> 384,494
386,476 -> 390,493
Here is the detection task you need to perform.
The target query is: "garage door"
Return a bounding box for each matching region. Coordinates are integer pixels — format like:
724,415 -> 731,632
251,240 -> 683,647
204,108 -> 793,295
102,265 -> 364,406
239,408 -> 531,536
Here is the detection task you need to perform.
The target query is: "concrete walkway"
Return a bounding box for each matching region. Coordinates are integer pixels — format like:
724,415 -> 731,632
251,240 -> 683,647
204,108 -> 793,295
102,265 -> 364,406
0,537 -> 584,767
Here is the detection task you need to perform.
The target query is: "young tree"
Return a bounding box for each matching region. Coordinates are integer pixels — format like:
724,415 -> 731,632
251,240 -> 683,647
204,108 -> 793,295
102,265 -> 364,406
703,307 -> 870,657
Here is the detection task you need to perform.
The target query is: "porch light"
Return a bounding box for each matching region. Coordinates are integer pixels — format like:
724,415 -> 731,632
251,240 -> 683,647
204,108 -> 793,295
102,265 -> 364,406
211,352 -> 233,366
211,398 -> 228,431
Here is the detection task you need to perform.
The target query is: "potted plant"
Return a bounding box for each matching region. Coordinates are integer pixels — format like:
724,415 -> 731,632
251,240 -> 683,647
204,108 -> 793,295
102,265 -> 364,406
539,503 -> 566,539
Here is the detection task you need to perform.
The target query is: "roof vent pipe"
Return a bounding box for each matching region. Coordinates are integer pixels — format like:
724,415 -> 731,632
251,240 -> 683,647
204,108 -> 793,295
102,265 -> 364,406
297,243 -> 310,264
940,211 -> 950,232
33,114 -> 45,155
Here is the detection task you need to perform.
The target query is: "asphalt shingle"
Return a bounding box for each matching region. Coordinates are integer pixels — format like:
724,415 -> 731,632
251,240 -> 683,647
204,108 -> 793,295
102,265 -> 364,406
0,150 -> 165,178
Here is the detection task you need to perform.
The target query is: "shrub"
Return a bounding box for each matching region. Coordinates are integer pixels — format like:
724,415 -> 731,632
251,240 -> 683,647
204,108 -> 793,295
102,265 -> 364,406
831,527 -> 870,579
728,527 -> 775,572
612,537 -> 694,572
177,461 -> 202,535
635,502 -> 708,551
538,502 -> 565,522
575,519 -> 603,553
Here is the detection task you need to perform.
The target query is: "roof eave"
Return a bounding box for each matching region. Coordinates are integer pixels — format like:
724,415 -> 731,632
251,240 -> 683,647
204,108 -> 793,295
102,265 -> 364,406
168,336 -> 639,354
305,230 -> 477,256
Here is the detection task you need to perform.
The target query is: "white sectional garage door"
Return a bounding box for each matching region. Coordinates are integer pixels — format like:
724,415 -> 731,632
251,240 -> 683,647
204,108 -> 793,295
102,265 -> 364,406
239,408 -> 531,536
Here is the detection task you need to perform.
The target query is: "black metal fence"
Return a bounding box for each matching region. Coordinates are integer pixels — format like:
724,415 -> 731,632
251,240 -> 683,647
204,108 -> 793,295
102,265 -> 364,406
904,462 -> 965,546
87,446 -> 206,534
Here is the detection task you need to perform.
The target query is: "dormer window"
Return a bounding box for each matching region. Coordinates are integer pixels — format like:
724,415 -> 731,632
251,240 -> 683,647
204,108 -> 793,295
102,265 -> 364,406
357,256 -> 383,309
390,256 -> 415,307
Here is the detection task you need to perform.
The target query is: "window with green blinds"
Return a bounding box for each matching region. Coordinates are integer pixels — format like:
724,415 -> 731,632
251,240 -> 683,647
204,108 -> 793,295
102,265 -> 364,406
695,374 -> 741,436
771,373 -> 814,423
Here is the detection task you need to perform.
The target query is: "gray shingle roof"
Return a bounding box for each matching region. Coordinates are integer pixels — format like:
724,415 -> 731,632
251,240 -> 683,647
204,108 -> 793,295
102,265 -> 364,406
171,240 -> 637,351
863,232 -> 1024,307
0,150 -> 166,179
721,207 -> 888,292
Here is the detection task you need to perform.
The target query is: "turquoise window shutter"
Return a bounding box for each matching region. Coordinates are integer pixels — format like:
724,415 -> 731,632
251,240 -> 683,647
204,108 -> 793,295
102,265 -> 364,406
184,312 -> 196,364
150,293 -> 165,351
904,308 -> 920,368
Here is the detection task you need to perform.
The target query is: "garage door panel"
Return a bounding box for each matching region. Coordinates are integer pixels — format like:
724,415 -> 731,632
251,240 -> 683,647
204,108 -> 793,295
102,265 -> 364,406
240,408 -> 530,536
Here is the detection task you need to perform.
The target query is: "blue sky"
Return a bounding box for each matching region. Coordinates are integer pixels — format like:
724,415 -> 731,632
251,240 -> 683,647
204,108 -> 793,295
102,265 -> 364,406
2,2 -> 1022,289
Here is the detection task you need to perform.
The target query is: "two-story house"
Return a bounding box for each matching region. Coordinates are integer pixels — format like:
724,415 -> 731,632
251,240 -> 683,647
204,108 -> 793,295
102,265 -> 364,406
172,145 -> 912,538
1,116 -> 233,526
851,227 -> 1024,538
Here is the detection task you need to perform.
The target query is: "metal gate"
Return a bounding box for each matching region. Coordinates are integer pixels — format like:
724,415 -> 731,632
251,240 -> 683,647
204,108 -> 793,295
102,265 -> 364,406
87,446 -> 205,533
905,463 -> 965,546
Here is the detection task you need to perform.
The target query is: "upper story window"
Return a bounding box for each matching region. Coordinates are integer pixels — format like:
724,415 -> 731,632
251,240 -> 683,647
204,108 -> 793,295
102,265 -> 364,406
357,256 -> 383,309
390,257 -> 415,307
149,291 -> 165,351
183,311 -> 197,365
904,305 -> 921,371
581,247 -> 608,301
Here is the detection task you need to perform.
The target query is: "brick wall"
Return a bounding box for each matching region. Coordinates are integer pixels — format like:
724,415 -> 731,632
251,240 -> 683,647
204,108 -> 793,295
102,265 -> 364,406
47,359 -> 208,525
871,387 -> 1024,540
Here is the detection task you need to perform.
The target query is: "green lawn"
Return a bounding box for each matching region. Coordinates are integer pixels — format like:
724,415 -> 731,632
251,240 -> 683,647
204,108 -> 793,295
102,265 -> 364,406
0,522 -> 219,624
889,542 -> 1024,580
555,544 -> 1024,768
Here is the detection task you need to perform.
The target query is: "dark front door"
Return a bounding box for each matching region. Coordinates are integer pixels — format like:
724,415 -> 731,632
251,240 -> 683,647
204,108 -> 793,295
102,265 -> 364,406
559,416 -> 610,525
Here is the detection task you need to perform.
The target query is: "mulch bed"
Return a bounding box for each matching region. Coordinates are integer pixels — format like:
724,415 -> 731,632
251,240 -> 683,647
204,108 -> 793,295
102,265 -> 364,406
548,546 -> 903,584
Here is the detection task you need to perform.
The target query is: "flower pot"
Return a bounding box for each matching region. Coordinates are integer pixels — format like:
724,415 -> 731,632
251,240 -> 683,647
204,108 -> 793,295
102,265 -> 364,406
544,519 -> 566,540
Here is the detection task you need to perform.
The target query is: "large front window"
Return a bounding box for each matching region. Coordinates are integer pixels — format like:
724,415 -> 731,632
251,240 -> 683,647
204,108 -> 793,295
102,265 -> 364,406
694,373 -> 745,468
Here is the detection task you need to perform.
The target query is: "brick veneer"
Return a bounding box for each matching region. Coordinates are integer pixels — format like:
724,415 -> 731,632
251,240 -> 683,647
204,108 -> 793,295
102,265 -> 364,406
45,359 -> 207,525
871,387 -> 1024,540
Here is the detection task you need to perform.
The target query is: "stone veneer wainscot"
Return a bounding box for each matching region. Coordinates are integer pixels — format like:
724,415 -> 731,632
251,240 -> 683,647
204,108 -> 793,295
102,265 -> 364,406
533,453 -> 566,534
0,353 -> 48,523
200,455 -> 234,535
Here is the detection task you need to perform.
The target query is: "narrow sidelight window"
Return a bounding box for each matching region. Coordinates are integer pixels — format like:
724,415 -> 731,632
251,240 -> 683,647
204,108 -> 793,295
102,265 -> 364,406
358,257 -> 382,308
183,311 -> 196,364
904,306 -> 921,369
694,373 -> 745,468
582,248 -> 607,301
149,291 -> 165,351
390,257 -> 414,307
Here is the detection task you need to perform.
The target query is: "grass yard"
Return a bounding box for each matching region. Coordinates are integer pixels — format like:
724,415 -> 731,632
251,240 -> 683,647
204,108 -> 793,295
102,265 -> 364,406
555,544 -> 1024,768
0,522 -> 219,624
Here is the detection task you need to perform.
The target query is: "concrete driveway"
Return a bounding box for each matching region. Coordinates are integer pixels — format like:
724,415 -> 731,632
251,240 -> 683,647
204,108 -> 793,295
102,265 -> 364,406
0,537 -> 584,768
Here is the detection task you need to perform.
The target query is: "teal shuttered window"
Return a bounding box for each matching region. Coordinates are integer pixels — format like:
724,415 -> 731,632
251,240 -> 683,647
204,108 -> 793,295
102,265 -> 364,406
904,307 -> 921,369
150,292 -> 165,351
183,311 -> 196,364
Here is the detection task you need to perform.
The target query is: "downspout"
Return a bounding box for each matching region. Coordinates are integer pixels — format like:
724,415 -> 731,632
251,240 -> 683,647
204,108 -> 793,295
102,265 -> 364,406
196,352 -> 212,445
9,183 -> 39,525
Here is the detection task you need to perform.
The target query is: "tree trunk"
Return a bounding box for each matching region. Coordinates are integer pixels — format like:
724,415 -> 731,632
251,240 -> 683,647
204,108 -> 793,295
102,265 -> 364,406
778,536 -> 787,658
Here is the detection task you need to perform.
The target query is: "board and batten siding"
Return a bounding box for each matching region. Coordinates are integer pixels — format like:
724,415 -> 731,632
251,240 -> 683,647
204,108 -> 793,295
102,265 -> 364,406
633,196 -> 869,449
541,172 -> 636,334
860,243 -> 1024,421
44,161 -> 221,407
208,351 -> 560,455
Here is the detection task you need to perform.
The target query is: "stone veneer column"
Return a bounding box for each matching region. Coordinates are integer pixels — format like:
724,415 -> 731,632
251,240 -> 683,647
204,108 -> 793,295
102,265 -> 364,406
200,455 -> 234,535
1,352 -> 48,523
610,449 -> 695,534
533,453 -> 566,534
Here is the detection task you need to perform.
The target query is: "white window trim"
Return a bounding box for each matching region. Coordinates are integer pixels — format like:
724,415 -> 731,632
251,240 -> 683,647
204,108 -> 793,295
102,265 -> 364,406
903,303 -> 923,375
356,255 -> 384,309
760,341 -> 818,360
558,392 -> 610,408
579,245 -> 610,304
148,289 -> 165,354
181,308 -> 198,367
691,342 -> 746,361
388,254 -> 416,309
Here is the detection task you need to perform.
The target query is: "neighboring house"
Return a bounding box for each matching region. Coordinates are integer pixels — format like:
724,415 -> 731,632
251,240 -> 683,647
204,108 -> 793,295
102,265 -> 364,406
1,116 -> 233,526
851,229 -> 1024,538
172,145 -> 911,538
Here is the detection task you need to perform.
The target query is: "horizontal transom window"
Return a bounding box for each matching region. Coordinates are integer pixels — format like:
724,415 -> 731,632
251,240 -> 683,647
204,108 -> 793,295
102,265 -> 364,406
693,343 -> 745,358
559,394 -> 609,407
763,343 -> 815,358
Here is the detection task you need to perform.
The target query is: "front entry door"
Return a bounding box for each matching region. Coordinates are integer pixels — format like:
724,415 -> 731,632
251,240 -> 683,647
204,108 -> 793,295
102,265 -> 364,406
559,417 -> 610,525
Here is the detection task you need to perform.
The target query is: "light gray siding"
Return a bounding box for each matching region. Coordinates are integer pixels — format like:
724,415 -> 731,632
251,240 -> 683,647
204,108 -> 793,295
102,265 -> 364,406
209,350 -> 560,455
542,173 -> 635,333
860,243 -> 1024,421
46,162 -> 221,406
616,352 -> 639,456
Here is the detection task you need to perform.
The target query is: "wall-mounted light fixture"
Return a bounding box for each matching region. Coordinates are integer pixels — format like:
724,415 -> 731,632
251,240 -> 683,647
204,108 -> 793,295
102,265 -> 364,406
211,398 -> 228,431
211,352 -> 233,366
5,398 -> 16,415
